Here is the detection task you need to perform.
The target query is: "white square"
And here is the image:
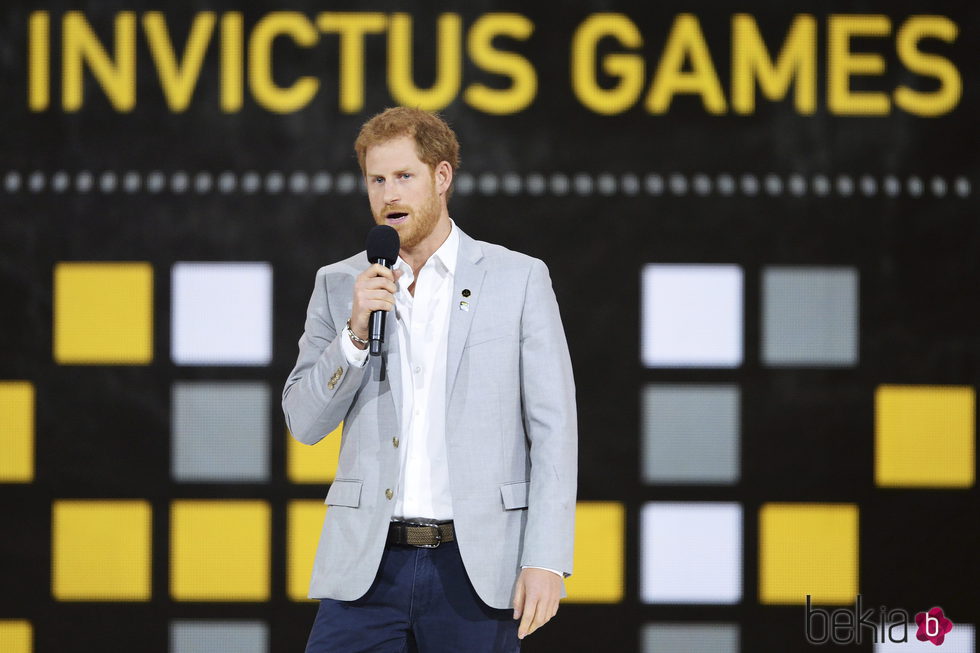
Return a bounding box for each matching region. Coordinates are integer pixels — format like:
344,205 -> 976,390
172,262 -> 273,365
875,623 -> 973,652
641,264 -> 743,368
640,502 -> 742,604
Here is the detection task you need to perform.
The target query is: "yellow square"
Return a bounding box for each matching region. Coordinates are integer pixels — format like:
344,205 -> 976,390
0,620 -> 32,653
759,503 -> 858,605
52,500 -> 152,601
287,500 -> 327,601
564,501 -> 624,603
0,381 -> 34,482
876,385 -> 975,488
171,500 -> 270,601
287,423 -> 342,483
54,262 -> 153,364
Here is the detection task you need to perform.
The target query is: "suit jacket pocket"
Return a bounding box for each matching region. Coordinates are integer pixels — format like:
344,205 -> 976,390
499,481 -> 529,510
465,329 -> 514,349
325,479 -> 362,508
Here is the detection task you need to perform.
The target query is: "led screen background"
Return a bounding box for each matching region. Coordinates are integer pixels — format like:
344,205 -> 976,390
0,2 -> 977,651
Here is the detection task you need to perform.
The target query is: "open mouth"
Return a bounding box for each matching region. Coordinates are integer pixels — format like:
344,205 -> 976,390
385,212 -> 408,224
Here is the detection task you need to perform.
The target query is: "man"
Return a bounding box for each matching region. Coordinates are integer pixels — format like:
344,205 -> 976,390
283,107 -> 577,653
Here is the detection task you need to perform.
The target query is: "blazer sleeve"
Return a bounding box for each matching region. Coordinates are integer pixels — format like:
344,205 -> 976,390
518,258 -> 578,576
282,266 -> 368,445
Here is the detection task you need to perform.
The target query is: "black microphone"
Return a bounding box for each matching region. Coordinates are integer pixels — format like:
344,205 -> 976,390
365,225 -> 400,356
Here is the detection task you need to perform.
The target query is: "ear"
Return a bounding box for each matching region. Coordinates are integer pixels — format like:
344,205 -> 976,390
434,160 -> 453,195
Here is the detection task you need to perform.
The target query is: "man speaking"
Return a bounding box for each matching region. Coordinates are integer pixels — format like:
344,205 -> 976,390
283,107 -> 577,652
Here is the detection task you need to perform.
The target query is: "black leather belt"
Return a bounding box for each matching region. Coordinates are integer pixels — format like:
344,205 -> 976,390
387,521 -> 455,548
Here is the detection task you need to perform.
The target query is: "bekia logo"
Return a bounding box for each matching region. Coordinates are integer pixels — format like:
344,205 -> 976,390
805,595 -> 955,646
915,607 -> 954,646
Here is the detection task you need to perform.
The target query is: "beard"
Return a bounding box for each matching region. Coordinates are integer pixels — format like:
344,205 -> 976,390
375,180 -> 442,250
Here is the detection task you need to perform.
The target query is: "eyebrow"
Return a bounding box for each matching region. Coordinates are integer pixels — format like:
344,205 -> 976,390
366,166 -> 414,178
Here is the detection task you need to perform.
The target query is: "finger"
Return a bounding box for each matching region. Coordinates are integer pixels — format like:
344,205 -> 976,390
363,289 -> 396,303
359,277 -> 398,294
361,279 -> 398,296
361,300 -> 395,314
518,597 -> 537,639
358,264 -> 393,283
356,288 -> 396,304
512,580 -> 525,620
372,263 -> 395,279
527,601 -> 549,637
352,303 -> 393,330
533,593 -> 561,634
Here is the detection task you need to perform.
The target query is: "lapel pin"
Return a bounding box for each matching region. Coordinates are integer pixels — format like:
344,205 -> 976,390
459,301 -> 469,311
461,289 -> 471,297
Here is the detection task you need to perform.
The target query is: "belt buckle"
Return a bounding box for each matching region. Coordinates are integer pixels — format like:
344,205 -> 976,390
419,524 -> 441,548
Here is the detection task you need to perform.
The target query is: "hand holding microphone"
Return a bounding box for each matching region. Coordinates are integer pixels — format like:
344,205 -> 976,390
349,225 -> 401,355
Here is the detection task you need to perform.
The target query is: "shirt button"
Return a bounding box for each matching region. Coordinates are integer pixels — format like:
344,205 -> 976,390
392,437 -> 399,448
385,488 -> 393,500
414,366 -> 421,374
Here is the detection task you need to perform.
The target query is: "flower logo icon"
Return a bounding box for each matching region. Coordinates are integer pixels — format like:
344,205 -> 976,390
915,607 -> 954,646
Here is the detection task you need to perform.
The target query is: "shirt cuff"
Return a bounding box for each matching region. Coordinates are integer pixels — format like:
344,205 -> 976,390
521,565 -> 564,578
340,326 -> 369,367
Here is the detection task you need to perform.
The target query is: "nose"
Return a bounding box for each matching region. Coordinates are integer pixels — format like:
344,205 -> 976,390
383,183 -> 399,205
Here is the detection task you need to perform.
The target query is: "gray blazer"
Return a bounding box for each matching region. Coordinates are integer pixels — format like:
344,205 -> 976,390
282,227 -> 577,609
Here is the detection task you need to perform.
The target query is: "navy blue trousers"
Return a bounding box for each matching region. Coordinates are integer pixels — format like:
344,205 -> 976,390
305,540 -> 520,653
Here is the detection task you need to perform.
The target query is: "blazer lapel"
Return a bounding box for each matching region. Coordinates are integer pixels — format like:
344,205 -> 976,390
446,229 -> 485,400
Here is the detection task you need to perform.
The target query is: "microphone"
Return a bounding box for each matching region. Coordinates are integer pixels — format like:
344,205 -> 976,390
365,225 -> 400,356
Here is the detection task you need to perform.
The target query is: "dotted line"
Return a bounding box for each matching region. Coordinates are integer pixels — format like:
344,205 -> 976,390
1,170 -> 971,199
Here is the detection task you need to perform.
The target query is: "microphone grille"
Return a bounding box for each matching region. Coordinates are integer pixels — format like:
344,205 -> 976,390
366,225 -> 400,265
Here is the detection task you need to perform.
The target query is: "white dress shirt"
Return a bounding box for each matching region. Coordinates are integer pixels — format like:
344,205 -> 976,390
342,222 -> 459,520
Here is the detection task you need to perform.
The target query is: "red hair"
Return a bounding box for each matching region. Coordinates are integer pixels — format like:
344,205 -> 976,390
354,107 -> 461,178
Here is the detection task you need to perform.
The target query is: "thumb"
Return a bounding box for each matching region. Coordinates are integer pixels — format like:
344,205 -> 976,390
512,576 -> 525,619
393,268 -> 404,282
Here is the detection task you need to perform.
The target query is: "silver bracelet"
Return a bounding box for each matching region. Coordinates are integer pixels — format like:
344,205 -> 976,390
345,319 -> 368,345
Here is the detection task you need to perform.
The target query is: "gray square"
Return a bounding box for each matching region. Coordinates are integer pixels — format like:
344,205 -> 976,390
642,623 -> 739,653
172,382 -> 269,482
171,620 -> 268,653
762,267 -> 858,366
641,385 -> 739,484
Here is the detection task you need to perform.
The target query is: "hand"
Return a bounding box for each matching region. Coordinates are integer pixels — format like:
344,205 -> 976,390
350,264 -> 403,348
512,568 -> 562,639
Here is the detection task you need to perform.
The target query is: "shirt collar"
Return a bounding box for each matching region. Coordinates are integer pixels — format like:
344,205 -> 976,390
393,218 -> 459,280
433,218 -> 460,276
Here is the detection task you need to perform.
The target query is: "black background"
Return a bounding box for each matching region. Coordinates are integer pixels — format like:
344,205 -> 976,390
0,1 -> 977,651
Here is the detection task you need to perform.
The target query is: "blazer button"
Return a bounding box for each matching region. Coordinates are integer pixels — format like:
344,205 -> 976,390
385,488 -> 393,500
392,437 -> 399,448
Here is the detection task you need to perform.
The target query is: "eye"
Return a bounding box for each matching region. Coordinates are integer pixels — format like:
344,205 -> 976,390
400,173 -> 412,180
373,176 -> 384,184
